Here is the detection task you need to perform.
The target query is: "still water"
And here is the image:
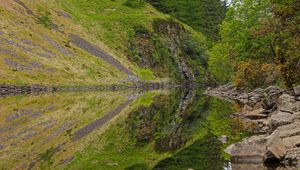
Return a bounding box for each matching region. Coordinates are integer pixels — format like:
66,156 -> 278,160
0,89 -> 244,170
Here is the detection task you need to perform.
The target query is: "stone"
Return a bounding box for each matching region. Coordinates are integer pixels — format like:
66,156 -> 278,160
278,94 -> 296,106
291,112 -> 300,122
265,86 -> 280,93
226,135 -> 267,164
283,136 -> 300,149
242,105 -> 254,112
225,144 -> 234,155
245,108 -> 268,120
218,135 -> 228,144
279,127 -> 300,139
293,86 -> 300,96
295,102 -> 300,111
277,122 -> 300,131
279,102 -> 297,114
266,130 -> 286,160
230,163 -> 265,170
262,97 -> 277,110
283,148 -> 300,167
270,112 -> 292,129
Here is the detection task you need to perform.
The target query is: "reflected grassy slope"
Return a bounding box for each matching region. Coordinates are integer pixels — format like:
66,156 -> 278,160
0,91 -> 135,169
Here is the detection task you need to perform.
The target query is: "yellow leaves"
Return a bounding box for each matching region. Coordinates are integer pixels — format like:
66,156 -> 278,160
234,60 -> 281,88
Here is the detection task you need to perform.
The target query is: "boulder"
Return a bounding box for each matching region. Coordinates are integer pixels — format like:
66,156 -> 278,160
270,112 -> 292,129
283,136 -> 300,149
293,86 -> 300,96
291,112 -> 300,122
225,135 -> 267,164
278,94 -> 296,106
244,108 -> 268,120
262,97 -> 276,110
279,102 -> 297,114
266,130 -> 286,160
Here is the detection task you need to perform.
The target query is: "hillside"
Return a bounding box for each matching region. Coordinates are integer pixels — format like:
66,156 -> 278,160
0,0 -> 210,86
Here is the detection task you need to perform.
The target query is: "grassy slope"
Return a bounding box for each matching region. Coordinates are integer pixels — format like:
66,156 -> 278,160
0,0 -> 208,85
0,0 -> 132,86
0,91 -> 128,169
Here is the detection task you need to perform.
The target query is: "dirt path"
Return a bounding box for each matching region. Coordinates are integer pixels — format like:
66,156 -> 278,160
69,34 -> 134,76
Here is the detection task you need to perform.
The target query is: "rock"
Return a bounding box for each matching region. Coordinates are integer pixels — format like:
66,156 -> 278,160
265,86 -> 280,94
254,88 -> 264,94
270,112 -> 292,129
278,94 -> 296,106
283,136 -> 300,149
244,108 -> 268,120
226,135 -> 267,164
262,97 -> 276,110
242,105 -> 254,112
230,163 -> 265,170
249,94 -> 262,103
225,144 -> 234,155
291,112 -> 300,122
293,86 -> 300,96
279,102 -> 297,114
218,135 -> 228,144
283,148 -> 300,167
277,122 -> 300,132
295,102 -> 300,112
266,130 -> 286,160
279,126 -> 300,139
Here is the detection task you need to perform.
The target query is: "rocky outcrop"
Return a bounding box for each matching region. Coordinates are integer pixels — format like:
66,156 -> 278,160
206,85 -> 300,168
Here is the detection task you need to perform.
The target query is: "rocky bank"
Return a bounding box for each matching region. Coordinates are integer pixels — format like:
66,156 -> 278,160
206,85 -> 300,169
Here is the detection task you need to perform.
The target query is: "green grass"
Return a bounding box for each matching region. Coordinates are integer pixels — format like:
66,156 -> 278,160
137,69 -> 157,81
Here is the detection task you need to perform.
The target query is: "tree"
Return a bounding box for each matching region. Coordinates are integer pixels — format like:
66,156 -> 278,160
270,0 -> 300,87
209,0 -> 300,88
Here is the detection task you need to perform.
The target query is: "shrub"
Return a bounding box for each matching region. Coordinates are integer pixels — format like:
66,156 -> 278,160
234,61 -> 281,89
36,8 -> 52,28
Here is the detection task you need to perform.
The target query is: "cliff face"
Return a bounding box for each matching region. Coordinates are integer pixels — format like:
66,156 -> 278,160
0,0 -> 209,86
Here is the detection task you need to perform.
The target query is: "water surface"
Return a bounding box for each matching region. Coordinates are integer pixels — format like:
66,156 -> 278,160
0,89 -> 244,169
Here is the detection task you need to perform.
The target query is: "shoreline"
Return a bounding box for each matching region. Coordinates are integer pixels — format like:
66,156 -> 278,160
0,82 -> 176,98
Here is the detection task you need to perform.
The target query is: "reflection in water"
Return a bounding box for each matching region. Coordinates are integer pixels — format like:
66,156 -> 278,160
0,89 -> 244,169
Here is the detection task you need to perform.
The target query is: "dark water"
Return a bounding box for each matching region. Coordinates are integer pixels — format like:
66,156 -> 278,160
0,89 -> 246,169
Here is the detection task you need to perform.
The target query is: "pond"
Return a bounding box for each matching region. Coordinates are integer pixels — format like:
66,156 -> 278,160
0,89 -> 246,169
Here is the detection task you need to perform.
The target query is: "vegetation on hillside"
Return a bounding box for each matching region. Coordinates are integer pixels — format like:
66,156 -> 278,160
209,0 -> 300,88
147,0 -> 228,41
59,0 -> 210,83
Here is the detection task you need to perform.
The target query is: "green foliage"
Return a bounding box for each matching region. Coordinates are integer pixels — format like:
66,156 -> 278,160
36,8 -> 52,28
271,0 -> 300,87
129,19 -> 209,83
137,69 -> 156,81
209,43 -> 233,84
147,0 -> 227,40
123,0 -> 146,8
210,0 -> 300,88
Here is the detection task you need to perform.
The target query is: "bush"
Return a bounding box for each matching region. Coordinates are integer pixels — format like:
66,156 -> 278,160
234,61 -> 281,89
123,0 -> 145,8
36,8 -> 52,28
